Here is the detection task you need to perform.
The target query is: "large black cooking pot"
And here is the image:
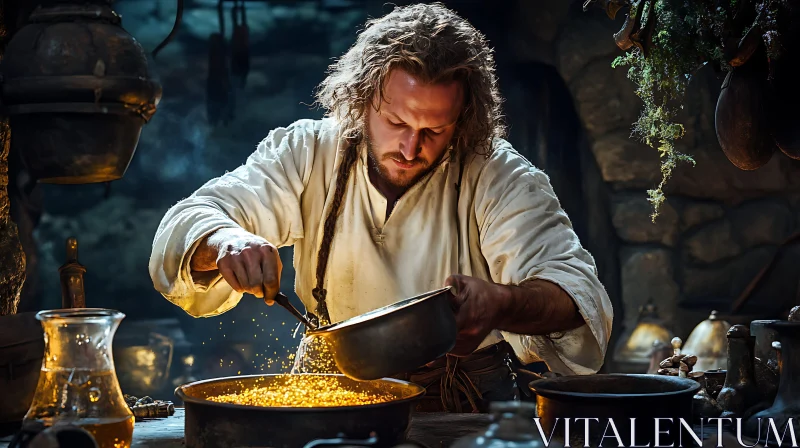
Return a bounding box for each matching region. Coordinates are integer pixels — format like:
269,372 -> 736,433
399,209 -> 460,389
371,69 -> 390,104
309,287 -> 457,381
2,2 -> 162,184
530,374 -> 700,447
176,374 -> 425,448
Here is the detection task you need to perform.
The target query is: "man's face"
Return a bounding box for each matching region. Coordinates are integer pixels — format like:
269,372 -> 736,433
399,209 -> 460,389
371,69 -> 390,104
366,69 -> 464,189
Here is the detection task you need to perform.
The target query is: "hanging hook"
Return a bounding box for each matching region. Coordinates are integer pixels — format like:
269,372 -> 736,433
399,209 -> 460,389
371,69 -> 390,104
218,0 -> 226,38
152,0 -> 185,60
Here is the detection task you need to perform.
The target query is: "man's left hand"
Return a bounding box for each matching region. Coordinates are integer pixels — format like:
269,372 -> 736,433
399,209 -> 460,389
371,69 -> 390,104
444,274 -> 510,357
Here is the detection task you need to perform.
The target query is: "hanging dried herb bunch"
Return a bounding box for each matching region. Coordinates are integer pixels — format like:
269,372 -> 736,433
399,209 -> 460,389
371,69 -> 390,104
585,0 -> 793,221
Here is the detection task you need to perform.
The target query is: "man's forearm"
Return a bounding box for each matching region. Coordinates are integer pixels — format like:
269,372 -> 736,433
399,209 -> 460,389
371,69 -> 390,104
495,279 -> 586,335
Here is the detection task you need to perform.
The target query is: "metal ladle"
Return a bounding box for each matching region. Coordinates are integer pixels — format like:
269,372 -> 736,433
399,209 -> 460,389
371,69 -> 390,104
263,287 -> 317,331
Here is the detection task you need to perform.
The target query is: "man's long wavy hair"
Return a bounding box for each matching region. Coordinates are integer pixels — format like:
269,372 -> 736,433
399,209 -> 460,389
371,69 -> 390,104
309,3 -> 506,325
314,2 -> 506,156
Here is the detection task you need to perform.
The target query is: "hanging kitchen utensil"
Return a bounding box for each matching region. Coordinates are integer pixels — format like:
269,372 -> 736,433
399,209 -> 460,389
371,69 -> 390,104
614,12 -> 637,50
581,0 -> 630,20
230,0 -> 250,89
1,1 -> 162,184
715,53 -> 777,170
152,0 -> 185,60
628,0 -> 657,58
207,0 -> 233,126
726,24 -> 762,69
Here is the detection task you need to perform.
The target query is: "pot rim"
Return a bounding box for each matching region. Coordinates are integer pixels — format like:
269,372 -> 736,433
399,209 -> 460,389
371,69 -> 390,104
762,321 -> 800,330
175,373 -> 426,413
36,308 -> 125,323
529,374 -> 701,399
308,286 -> 452,335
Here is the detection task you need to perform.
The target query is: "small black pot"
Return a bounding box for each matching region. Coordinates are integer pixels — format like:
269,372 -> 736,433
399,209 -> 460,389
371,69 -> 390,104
530,374 -> 700,447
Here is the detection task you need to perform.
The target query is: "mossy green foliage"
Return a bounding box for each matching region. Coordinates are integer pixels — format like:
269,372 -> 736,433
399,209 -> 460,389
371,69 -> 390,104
612,0 -> 734,221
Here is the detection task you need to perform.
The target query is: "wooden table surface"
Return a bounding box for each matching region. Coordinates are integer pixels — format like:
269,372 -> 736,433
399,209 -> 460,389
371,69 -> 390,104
1,409 -> 491,448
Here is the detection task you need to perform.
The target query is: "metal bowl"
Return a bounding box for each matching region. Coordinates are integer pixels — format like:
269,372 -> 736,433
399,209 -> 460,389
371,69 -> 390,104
530,374 -> 700,447
176,374 -> 425,448
114,332 -> 174,397
309,287 -> 457,381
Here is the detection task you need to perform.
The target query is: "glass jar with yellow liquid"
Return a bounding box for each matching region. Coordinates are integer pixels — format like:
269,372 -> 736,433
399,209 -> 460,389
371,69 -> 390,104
24,309 -> 134,448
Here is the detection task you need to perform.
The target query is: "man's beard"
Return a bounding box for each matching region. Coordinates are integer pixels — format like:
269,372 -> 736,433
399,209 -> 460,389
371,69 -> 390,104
365,132 -> 434,189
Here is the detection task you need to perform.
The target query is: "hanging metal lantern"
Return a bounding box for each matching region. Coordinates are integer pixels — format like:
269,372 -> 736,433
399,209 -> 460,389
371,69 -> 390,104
0,0 -> 163,184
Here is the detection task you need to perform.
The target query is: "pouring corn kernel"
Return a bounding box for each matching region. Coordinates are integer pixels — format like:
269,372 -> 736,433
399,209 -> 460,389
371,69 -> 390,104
208,374 -> 395,407
207,335 -> 396,407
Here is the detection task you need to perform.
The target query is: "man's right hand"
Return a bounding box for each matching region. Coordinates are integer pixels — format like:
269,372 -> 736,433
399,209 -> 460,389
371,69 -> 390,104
191,228 -> 283,304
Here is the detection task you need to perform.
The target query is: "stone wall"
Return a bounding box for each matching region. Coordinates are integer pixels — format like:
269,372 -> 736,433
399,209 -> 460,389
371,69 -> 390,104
532,3 -> 800,362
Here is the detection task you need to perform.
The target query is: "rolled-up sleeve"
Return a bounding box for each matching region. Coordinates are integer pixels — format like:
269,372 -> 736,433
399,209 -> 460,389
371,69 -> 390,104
474,146 -> 613,375
149,119 -> 317,317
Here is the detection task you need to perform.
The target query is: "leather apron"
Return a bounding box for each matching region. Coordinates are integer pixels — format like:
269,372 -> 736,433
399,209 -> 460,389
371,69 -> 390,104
393,340 -> 551,413
393,341 -> 517,413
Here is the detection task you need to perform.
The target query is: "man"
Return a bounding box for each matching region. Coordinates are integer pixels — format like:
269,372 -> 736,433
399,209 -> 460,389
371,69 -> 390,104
150,3 -> 613,412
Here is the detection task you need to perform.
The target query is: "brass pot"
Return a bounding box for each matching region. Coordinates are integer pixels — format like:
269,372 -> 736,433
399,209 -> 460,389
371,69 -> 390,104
612,301 -> 672,373
114,332 -> 173,398
1,2 -> 162,184
683,311 -> 731,372
175,374 -> 425,448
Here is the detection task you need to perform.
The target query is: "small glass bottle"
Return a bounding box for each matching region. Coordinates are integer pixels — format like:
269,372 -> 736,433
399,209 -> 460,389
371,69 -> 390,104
451,401 -> 563,448
24,309 -> 134,448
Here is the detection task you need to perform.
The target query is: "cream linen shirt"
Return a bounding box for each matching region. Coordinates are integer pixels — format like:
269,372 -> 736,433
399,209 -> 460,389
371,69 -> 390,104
149,118 -> 613,375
